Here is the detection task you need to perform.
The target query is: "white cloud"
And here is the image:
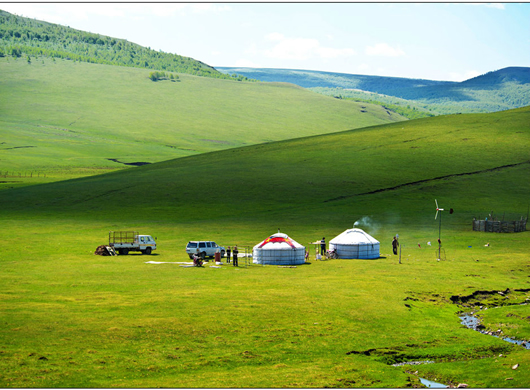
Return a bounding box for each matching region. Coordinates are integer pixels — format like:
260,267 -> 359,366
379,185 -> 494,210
188,3 -> 231,14
365,43 -> 405,57
235,59 -> 261,68
245,43 -> 259,55
357,63 -> 371,72
264,34 -> 355,61
266,32 -> 285,42
317,46 -> 356,59
448,70 -> 481,82
484,3 -> 505,10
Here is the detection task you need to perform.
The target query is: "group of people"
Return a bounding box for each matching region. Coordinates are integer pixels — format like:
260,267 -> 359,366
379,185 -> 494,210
194,236 -> 401,267
193,246 -> 239,267
225,246 -> 239,266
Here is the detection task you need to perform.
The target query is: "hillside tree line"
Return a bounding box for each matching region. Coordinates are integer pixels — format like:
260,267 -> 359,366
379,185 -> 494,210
0,10 -> 255,82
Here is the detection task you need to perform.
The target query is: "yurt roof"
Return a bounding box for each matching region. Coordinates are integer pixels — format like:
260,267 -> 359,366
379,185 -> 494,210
329,228 -> 379,245
254,233 -> 304,250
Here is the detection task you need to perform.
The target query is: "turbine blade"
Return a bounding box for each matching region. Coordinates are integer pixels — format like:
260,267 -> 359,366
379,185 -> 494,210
435,199 -> 439,210
435,209 -> 439,220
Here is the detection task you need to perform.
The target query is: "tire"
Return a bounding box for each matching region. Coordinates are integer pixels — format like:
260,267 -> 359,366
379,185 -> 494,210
121,248 -> 129,256
221,250 -> 225,258
144,247 -> 152,255
201,252 -> 206,260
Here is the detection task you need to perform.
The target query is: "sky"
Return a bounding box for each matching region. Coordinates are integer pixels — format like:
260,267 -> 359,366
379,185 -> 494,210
2,2 -> 529,81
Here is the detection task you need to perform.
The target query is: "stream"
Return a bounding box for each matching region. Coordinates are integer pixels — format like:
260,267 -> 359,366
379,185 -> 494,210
419,377 -> 448,388
394,308 -> 529,388
459,310 -> 530,349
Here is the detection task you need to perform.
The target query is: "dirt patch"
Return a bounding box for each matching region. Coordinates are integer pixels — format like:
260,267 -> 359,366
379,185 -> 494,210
1,146 -> 36,150
450,288 -> 530,308
94,245 -> 112,256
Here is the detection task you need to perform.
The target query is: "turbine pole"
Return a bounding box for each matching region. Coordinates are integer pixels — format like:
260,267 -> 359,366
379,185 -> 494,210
438,210 -> 442,260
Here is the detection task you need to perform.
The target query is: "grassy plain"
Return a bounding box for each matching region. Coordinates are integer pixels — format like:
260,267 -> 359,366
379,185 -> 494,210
0,107 -> 529,387
0,56 -> 404,188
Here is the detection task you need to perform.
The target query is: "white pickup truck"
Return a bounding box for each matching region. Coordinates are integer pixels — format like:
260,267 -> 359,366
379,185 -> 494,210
109,231 -> 156,255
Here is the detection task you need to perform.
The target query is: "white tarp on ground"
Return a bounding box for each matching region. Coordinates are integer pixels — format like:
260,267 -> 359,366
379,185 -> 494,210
145,261 -> 193,265
329,228 -> 380,259
253,233 -> 306,265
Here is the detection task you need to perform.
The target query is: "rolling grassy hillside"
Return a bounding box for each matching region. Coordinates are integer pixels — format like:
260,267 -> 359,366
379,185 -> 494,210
1,107 -> 529,388
0,56 -> 404,187
3,106 -> 529,225
218,67 -> 530,115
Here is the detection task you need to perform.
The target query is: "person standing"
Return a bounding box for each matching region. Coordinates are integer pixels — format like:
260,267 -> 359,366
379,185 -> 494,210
233,246 -> 239,267
392,236 -> 399,255
226,246 -> 231,263
320,237 -> 326,256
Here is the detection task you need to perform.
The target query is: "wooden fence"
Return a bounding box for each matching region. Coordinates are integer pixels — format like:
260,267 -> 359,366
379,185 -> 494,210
472,218 -> 527,233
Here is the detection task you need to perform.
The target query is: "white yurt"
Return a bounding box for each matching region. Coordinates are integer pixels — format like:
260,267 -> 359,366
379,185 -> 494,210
329,228 -> 380,259
253,232 -> 306,265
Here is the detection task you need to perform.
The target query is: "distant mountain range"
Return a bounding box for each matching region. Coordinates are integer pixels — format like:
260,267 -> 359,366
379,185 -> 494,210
218,67 -> 530,115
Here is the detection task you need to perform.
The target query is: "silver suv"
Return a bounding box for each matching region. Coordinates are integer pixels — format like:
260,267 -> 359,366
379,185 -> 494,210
186,241 -> 226,259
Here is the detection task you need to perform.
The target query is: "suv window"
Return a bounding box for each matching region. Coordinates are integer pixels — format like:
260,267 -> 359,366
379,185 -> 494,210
199,242 -> 206,248
207,242 -> 212,248
187,242 -> 197,248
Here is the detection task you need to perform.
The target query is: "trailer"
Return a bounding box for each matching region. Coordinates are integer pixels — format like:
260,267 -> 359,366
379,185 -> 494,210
109,231 -> 157,255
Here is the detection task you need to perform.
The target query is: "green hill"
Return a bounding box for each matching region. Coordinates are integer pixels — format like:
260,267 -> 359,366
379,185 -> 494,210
3,106 -> 528,224
218,67 -> 530,116
462,67 -> 530,87
0,56 -> 405,187
1,108 -> 529,388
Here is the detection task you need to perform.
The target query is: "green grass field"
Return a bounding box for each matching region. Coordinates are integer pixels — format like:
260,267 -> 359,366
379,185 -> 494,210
1,104 -> 529,387
0,56 -> 404,189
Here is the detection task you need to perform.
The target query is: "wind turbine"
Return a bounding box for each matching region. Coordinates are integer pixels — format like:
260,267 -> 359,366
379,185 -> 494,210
435,199 -> 453,260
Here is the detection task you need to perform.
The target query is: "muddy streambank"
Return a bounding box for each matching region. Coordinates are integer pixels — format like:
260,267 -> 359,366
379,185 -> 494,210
420,288 -> 530,388
453,287 -> 530,349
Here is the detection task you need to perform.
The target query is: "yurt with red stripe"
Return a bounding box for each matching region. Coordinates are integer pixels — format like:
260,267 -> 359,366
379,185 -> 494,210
252,232 -> 306,265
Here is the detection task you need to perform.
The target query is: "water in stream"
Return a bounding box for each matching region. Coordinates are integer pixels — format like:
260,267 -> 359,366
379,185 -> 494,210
419,377 -> 448,388
459,312 -> 530,349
